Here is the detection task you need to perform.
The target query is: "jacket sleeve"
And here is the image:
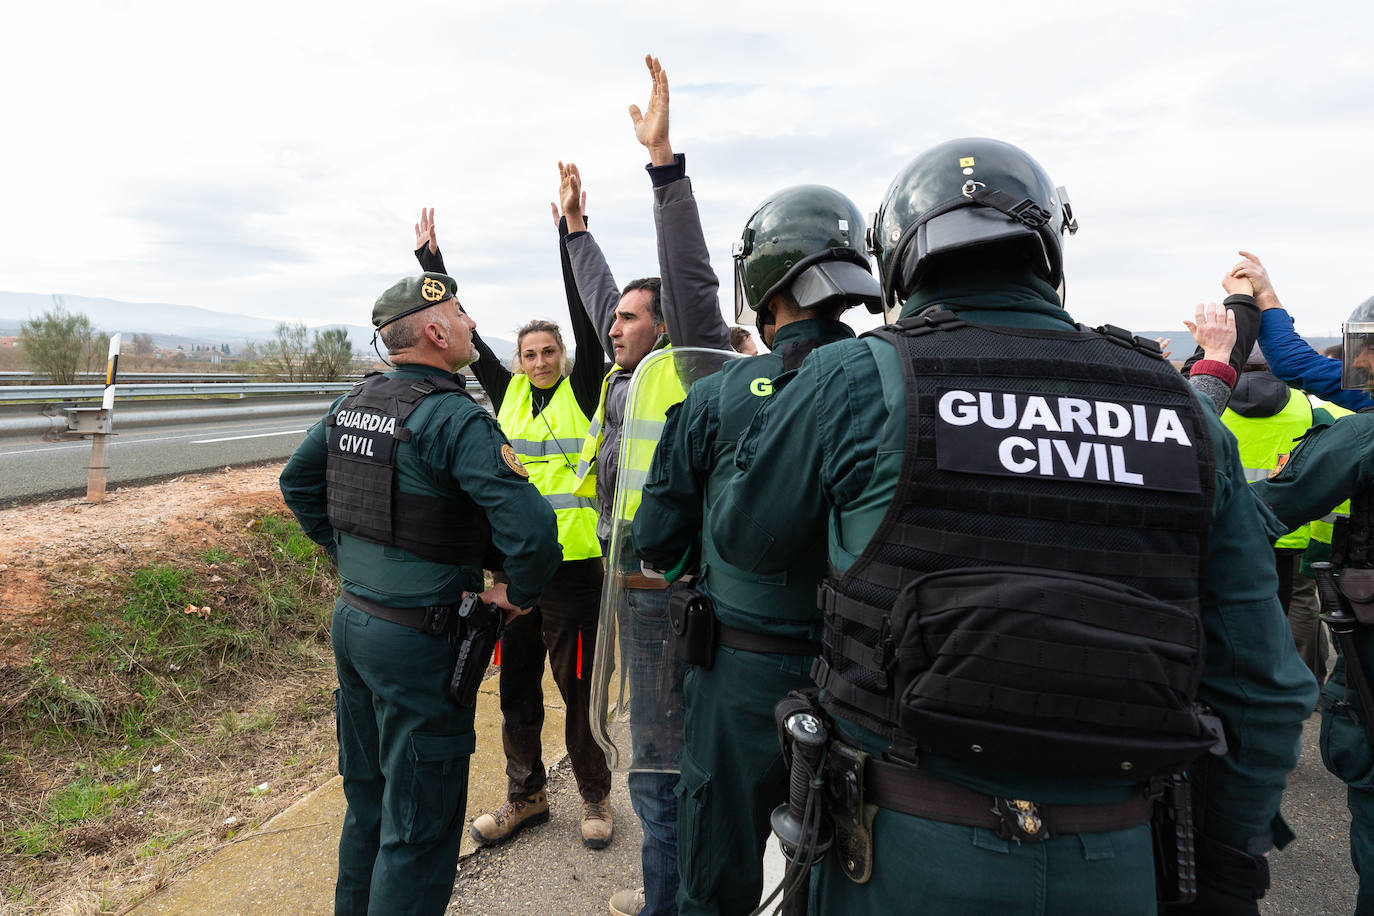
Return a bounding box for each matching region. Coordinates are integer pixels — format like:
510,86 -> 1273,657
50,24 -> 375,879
560,216 -> 608,417
430,403 -> 562,608
565,231 -> 622,362
278,406 -> 341,563
651,160 -> 732,351
1191,412 -> 1318,853
415,245 -> 512,409
1252,413 -> 1374,532
1259,308 -> 1374,411
633,380 -> 718,576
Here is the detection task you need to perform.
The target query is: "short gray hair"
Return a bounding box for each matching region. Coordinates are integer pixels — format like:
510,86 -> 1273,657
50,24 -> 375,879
380,305 -> 449,351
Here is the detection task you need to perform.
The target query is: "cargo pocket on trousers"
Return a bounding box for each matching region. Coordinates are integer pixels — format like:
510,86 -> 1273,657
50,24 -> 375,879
1321,703 -> 1374,791
399,731 -> 477,845
675,747 -> 717,899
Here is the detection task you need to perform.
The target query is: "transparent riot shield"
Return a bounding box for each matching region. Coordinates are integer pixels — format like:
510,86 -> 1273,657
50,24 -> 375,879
590,346 -> 743,772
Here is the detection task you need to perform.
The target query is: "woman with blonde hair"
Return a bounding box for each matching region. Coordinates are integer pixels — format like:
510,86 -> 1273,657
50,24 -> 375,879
413,206 -> 613,852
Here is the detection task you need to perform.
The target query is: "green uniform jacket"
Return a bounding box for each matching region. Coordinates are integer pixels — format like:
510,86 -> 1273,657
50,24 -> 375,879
709,278 -> 1316,855
633,318 -> 856,641
1253,411 -> 1374,793
280,364 -> 561,609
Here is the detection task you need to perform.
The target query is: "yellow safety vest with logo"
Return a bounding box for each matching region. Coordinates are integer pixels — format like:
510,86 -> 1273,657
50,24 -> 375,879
496,374 -> 600,561
1221,386 -> 1313,550
1307,395 -> 1355,545
574,343 -> 685,523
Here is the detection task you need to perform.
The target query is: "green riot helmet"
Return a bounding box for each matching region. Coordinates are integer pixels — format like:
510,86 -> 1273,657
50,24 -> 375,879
732,184 -> 881,337
867,138 -> 1078,319
1341,295 -> 1374,389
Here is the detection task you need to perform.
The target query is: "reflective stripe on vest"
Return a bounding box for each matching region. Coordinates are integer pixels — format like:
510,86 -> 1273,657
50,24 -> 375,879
574,344 -> 684,522
1222,387 -> 1314,550
496,374 -> 600,561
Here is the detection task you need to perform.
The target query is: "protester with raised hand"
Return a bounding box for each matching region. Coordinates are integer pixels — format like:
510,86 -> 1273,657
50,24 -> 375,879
412,207 -> 615,853
1236,251 -> 1374,412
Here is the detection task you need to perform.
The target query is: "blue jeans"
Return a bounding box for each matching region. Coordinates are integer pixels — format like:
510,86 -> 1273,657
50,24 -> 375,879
621,585 -> 684,916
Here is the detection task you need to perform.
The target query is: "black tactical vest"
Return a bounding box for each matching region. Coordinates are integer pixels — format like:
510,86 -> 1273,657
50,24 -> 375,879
326,372 -> 492,567
815,311 -> 1219,779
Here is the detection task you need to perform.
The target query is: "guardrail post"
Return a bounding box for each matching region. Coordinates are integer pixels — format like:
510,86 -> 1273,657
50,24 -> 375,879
85,334 -> 120,503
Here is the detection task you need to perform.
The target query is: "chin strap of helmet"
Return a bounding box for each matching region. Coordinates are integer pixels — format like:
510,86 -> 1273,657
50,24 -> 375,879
960,180 -> 1052,228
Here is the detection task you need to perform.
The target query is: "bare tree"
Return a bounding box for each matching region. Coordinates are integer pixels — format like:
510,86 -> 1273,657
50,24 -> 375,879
19,300 -> 101,384
261,322 -> 310,381
129,333 -> 156,356
304,327 -> 355,381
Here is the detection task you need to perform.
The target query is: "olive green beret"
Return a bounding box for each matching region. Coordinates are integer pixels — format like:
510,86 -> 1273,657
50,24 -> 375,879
372,272 -> 458,329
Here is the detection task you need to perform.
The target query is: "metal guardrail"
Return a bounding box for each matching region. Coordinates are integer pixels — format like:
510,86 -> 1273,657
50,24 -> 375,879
0,382 -> 356,402
0,371 -> 257,384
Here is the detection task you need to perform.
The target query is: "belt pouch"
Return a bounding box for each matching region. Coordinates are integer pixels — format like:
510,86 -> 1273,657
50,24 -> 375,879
668,586 -> 717,669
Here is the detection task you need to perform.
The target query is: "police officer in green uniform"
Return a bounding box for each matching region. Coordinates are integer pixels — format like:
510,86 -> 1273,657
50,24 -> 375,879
279,272 -> 561,916
709,139 -> 1316,915
632,185 -> 881,915
1251,307 -> 1374,914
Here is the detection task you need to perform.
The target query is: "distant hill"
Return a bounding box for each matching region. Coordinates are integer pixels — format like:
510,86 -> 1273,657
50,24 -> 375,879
0,291 -> 514,361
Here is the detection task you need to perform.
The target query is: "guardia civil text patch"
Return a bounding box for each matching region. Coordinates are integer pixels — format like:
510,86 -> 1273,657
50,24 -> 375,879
934,387 -> 1201,493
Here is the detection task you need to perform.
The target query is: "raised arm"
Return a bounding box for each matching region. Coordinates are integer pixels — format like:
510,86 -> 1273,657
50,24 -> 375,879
1239,251 -> 1374,411
552,194 -> 609,417
1183,301 -> 1239,414
559,162 -> 621,360
631,54 -> 731,351
410,207 -> 512,408
1179,260 -> 1259,379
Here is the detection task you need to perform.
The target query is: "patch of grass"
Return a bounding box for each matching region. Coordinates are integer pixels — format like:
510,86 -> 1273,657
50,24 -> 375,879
198,547 -> 232,565
14,651 -> 107,736
1,820 -> 60,857
48,777 -> 138,825
137,828 -> 192,858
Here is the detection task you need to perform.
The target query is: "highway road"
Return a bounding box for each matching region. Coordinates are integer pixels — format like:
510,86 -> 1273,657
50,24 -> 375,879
0,406 -> 330,503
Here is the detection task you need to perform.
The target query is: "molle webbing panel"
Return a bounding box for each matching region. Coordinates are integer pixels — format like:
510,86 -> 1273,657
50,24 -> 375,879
816,312 -> 1214,752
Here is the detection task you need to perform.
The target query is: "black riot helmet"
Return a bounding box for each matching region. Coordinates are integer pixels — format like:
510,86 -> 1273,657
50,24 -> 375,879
867,138 -> 1078,319
1341,295 -> 1374,390
732,185 -> 881,338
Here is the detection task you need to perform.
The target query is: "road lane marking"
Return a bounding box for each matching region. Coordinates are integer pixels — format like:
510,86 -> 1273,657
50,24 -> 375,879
191,429 -> 308,444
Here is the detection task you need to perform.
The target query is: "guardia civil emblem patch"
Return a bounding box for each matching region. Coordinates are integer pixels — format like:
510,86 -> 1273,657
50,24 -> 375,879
421,277 -> 447,302
501,444 -> 529,478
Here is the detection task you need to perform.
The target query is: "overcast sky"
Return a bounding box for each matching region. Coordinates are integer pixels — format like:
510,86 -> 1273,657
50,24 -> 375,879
3,0 -> 1371,341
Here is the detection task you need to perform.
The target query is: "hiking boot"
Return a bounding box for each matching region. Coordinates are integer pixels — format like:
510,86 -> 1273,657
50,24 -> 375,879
581,793 -> 613,849
468,788 -> 549,847
608,887 -> 645,916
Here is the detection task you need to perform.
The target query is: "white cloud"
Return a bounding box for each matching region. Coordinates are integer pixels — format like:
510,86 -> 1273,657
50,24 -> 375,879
1,0 -> 1370,339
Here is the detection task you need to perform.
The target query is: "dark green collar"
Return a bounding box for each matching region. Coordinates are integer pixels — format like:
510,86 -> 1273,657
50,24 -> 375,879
900,267 -> 1075,330
770,317 -> 857,351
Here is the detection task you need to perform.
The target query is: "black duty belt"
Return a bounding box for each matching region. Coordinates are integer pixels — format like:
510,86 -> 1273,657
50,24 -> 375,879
342,589 -> 463,636
865,757 -> 1153,842
716,621 -> 820,657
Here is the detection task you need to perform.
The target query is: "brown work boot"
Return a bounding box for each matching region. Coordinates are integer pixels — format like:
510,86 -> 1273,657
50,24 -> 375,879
581,793 -> 613,849
608,887 -> 644,916
468,788 -> 549,847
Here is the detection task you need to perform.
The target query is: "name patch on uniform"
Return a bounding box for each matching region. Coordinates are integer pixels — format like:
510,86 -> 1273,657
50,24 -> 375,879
934,387 -> 1201,493
327,407 -> 397,465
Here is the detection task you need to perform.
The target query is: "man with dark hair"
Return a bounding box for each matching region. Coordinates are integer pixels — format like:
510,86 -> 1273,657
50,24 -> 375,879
279,272 -> 561,915
728,326 -> 758,355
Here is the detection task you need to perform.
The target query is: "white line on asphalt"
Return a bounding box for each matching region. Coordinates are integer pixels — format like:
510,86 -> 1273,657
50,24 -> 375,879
191,429 -> 307,444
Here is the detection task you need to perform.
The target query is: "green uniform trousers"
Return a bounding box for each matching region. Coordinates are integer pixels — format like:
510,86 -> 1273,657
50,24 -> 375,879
332,601 -> 476,916
809,810 -> 1155,915
1320,657 -> 1374,915
677,646 -> 811,916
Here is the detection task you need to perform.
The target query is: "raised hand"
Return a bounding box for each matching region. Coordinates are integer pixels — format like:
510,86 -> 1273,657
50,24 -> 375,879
1231,250 -> 1280,310
414,207 -> 438,255
550,190 -> 588,228
628,54 -> 674,166
558,162 -> 587,233
1184,301 -> 1238,365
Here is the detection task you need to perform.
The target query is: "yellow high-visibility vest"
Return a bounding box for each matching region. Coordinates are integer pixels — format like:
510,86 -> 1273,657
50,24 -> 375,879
574,344 -> 684,523
497,375 -> 600,561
